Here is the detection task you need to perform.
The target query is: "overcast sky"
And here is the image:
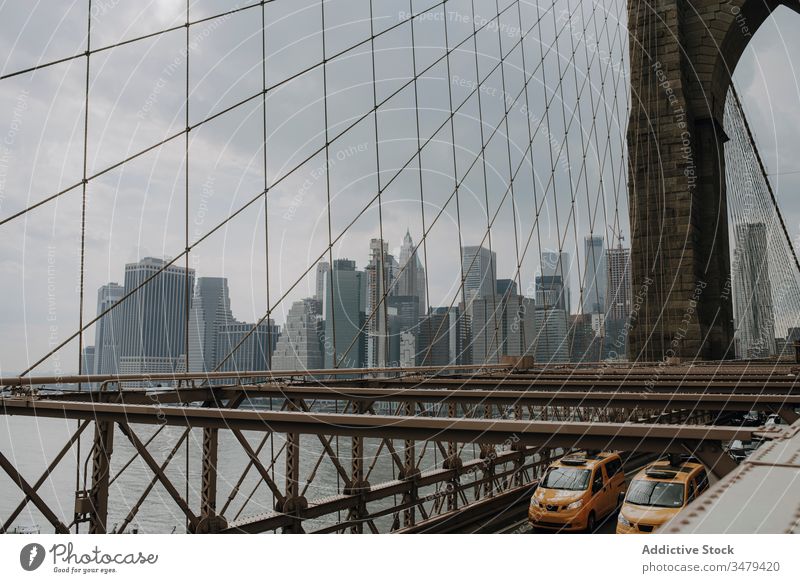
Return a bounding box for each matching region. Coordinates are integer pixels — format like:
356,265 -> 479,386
0,0 -> 797,376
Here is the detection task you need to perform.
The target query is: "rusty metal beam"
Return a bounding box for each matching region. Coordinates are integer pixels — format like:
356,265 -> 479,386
87,421 -> 115,533
223,449 -> 556,534
44,386 -> 800,410
0,448 -> 70,533
319,377 -> 800,394
117,422 -> 198,529
281,399 -> 305,533
197,427 -> 224,533
230,429 -> 285,506
115,429 -> 191,534
0,363 -> 510,389
666,420 -> 800,533
1,419 -> 89,533
1,398 -> 754,460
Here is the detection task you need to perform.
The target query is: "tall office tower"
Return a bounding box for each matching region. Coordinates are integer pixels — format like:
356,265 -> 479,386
187,277 -> 235,372
272,298 -> 324,371
386,295 -> 420,366
582,236 -> 607,314
399,331 -> 416,368
315,261 -> 330,303
467,297 -> 502,364
502,296 -> 536,358
535,274 -> 567,311
461,245 -> 497,304
366,239 -> 398,367
397,229 -> 427,316
324,259 -> 366,369
80,346 -> 96,389
496,279 -> 518,300
117,257 -> 195,380
449,307 -> 471,365
606,245 -> 632,321
732,223 -> 776,358
570,314 -> 601,362
81,346 -> 95,375
93,282 -> 124,375
541,251 -> 571,314
533,306 -> 570,363
215,320 -> 280,373
416,308 -> 453,366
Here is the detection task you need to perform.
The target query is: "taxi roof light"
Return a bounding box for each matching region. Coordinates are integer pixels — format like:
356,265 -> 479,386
644,467 -> 678,479
561,455 -> 587,466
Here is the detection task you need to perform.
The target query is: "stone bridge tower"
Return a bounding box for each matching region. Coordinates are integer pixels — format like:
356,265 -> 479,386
627,0 -> 800,361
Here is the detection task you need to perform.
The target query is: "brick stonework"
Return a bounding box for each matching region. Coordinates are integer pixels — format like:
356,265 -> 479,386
627,0 -> 798,361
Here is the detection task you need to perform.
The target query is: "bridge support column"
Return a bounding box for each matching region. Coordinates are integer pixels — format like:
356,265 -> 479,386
197,427 -> 227,533
627,0 -> 742,361
345,401 -> 369,533
87,421 -> 114,534
402,401 -> 417,527
282,399 -> 307,533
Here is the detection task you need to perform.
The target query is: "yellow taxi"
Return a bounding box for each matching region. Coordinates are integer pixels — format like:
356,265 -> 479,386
616,458 -> 709,534
528,451 -> 625,532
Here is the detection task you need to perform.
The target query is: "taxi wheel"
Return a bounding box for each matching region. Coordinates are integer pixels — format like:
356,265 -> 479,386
586,512 -> 596,533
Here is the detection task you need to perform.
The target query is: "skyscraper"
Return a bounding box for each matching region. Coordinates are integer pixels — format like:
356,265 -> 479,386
606,245 -> 632,321
533,306 -> 570,363
468,297 -> 502,364
81,346 -> 95,376
324,259 -> 366,369
535,274 -> 567,312
605,243 -> 632,359
187,277 -> 234,372
387,295 -> 420,366
215,320 -> 280,373
461,245 -> 497,303
501,295 -> 536,358
496,279 -> 518,299
397,229 -> 427,316
417,308 -> 454,366
93,282 -> 124,375
272,298 -> 324,371
418,305 -> 470,366
582,236 -> 607,314
315,261 -> 330,303
541,251 -> 571,314
365,238 -> 398,368
117,257 -> 195,378
732,222 -> 775,358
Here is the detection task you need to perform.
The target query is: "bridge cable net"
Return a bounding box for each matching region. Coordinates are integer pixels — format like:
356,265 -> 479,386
0,0 -> 632,533
724,87 -> 800,360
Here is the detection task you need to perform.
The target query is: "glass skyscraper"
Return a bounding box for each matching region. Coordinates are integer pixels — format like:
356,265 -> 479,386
461,245 -> 497,303
582,235 -> 607,314
187,277 -> 235,372
93,282 -> 124,375
732,222 -> 776,358
117,257 -> 195,379
324,259 -> 366,369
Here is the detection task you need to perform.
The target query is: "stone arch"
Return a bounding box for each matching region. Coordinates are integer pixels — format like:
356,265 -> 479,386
626,0 -> 799,361
694,1 -> 800,125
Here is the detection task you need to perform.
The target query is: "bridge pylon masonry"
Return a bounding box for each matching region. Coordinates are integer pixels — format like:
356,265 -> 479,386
626,0 -> 798,361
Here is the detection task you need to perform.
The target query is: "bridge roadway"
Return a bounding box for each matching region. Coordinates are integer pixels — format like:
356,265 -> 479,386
492,454 -> 657,534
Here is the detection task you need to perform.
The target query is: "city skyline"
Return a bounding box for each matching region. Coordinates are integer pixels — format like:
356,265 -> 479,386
75,234 -> 640,375
8,222 -> 797,374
